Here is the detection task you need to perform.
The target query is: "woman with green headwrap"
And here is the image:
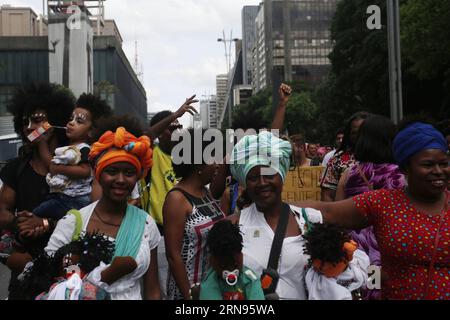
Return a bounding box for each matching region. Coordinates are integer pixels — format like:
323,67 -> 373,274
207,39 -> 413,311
228,131 -> 324,300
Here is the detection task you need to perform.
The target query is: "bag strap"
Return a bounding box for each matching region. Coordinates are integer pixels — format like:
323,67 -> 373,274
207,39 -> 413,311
267,202 -> 291,271
67,209 -> 83,241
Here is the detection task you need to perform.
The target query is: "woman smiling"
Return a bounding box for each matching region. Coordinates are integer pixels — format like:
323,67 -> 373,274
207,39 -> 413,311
294,122 -> 450,300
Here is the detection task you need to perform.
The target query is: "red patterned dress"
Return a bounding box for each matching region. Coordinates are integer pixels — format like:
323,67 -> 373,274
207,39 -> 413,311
354,189 -> 450,300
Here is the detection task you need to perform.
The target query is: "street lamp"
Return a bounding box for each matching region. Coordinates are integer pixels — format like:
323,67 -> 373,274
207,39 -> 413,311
217,30 -> 239,76
217,30 -> 239,129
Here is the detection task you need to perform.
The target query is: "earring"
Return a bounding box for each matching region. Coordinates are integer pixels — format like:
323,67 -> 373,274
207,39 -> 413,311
197,170 -> 202,175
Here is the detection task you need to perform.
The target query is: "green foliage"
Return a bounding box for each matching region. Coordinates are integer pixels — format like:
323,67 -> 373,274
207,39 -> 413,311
401,0 -> 450,80
232,0 -> 450,143
232,84 -> 324,142
314,0 -> 450,138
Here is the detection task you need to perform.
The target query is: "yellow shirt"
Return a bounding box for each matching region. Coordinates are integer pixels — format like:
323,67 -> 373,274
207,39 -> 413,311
140,145 -> 177,225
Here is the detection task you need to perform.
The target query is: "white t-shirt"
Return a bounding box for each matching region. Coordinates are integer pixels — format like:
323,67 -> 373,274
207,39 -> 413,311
45,201 -> 161,300
239,203 -> 322,300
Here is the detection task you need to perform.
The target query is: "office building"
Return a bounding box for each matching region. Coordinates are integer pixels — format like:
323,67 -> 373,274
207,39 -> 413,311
253,0 -> 338,93
241,5 -> 260,86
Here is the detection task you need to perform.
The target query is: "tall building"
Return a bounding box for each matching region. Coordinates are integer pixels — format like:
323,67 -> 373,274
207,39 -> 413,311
215,74 -> 228,127
208,96 -> 218,129
253,0 -> 338,93
233,85 -> 253,107
0,4 -> 147,161
241,5 -> 260,86
253,5 -> 267,92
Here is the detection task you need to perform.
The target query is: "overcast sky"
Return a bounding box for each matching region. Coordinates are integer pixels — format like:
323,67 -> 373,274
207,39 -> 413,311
5,0 -> 262,126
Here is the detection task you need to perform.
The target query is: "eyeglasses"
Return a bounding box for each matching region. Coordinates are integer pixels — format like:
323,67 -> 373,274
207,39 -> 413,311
23,113 -> 47,124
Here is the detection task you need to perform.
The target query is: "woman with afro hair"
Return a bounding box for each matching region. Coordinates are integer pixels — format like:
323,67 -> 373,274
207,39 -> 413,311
31,93 -> 112,220
0,82 -> 75,298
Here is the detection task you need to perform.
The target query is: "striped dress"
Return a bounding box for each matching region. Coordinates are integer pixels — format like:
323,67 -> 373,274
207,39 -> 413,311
166,188 -> 224,300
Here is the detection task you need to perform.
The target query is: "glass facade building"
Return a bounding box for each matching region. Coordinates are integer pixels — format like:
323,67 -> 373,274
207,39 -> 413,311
241,5 -> 260,86
254,0 -> 338,92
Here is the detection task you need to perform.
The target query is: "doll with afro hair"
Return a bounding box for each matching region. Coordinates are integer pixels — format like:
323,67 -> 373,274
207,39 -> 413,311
303,223 -> 370,300
9,231 -> 138,300
198,220 -> 265,300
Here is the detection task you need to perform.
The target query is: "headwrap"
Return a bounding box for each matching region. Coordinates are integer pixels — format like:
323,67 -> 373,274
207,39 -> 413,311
230,131 -> 292,187
393,122 -> 448,167
89,127 -> 153,181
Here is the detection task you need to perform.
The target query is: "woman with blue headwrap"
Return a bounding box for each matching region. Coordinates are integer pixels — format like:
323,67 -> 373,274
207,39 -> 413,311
229,131 -> 369,300
293,122 -> 450,300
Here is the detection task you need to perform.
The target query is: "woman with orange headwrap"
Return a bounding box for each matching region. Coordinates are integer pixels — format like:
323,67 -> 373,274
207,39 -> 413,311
43,125 -> 161,300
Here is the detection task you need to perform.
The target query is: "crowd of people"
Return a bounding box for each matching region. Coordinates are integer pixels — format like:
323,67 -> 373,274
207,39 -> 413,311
0,82 -> 448,300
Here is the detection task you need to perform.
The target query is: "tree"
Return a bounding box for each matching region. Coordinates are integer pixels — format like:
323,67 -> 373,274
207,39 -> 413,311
315,0 -> 450,137
400,0 -> 450,117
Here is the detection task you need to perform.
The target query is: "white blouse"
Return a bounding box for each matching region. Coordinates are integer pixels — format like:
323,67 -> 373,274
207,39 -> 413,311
45,201 -> 161,300
239,203 -> 322,300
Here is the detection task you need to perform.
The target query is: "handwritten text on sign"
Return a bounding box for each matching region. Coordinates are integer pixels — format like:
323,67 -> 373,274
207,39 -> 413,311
282,166 -> 324,202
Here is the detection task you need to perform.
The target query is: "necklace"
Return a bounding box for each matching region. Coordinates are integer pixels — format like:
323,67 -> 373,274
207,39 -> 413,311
94,208 -> 121,227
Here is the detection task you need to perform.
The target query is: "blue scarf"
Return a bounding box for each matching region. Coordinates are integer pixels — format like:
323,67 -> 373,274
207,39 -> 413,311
393,122 -> 448,167
113,205 -> 147,259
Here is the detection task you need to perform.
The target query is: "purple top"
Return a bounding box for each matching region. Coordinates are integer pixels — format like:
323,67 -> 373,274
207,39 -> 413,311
344,163 -> 406,199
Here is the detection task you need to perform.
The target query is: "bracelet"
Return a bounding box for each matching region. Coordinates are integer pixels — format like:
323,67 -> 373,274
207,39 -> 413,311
42,218 -> 50,232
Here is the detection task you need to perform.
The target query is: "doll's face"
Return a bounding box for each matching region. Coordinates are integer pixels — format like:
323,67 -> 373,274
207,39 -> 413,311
211,252 -> 243,282
60,253 -> 82,277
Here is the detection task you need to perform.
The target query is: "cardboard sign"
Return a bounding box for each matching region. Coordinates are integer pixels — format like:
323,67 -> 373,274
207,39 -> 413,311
282,166 -> 324,202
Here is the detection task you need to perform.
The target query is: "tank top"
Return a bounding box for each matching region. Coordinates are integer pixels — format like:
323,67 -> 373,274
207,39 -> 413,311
166,188 -> 224,300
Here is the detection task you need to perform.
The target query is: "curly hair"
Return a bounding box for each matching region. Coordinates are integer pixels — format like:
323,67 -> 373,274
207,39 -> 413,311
10,232 -> 114,300
53,232 -> 115,274
303,223 -> 351,265
7,82 -> 75,143
150,110 -> 173,127
9,252 -> 59,300
207,220 -> 243,258
92,114 -> 144,142
76,93 -> 113,124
